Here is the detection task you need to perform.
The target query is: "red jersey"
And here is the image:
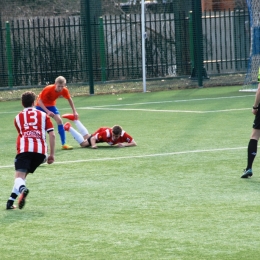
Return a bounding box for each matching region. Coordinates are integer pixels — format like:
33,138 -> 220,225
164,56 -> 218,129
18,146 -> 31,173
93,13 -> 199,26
35,84 -> 71,106
15,107 -> 54,155
92,127 -> 133,145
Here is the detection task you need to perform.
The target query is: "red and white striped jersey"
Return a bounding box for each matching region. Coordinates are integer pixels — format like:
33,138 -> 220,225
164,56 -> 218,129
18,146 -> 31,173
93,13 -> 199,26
14,107 -> 54,155
93,127 -> 133,145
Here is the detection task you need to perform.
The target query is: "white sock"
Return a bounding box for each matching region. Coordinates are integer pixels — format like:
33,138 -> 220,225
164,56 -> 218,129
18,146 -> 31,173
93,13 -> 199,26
74,120 -> 89,136
14,177 -> 26,194
69,126 -> 84,144
12,186 -> 19,194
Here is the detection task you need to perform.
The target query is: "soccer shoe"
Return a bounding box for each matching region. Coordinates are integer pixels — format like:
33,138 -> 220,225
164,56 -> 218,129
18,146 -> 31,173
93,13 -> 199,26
6,201 -> 17,210
63,122 -> 71,131
62,143 -> 73,150
18,188 -> 29,210
62,114 -> 76,121
241,169 -> 253,178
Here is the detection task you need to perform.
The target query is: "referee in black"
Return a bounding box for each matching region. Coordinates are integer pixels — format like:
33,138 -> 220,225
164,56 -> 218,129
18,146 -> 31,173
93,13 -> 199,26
242,69 -> 260,178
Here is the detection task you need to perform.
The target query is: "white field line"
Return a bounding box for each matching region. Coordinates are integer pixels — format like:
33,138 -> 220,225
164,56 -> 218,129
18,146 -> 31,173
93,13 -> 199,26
0,146 -> 246,169
78,107 -> 250,113
0,94 -> 254,115
83,94 -> 255,108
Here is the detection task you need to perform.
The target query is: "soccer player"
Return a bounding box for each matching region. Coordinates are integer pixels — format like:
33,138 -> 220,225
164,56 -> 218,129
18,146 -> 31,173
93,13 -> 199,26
241,68 -> 260,178
62,114 -> 137,148
35,76 -> 78,150
6,91 -> 55,210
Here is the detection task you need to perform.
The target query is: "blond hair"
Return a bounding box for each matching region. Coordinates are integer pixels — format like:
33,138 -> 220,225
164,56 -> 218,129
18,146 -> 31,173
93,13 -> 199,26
55,76 -> 66,84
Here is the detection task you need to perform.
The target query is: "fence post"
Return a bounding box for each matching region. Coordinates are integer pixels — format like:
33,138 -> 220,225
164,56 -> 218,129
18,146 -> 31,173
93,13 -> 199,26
189,11 -> 195,78
81,0 -> 94,94
99,17 -> 106,82
5,21 -> 13,88
191,0 -> 209,86
193,0 -> 203,87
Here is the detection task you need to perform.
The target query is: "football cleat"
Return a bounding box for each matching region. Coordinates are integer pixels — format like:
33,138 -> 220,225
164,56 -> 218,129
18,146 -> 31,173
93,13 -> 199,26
6,201 -> 17,210
62,143 -> 73,150
18,188 -> 29,209
241,169 -> 253,178
62,114 -> 76,121
63,122 -> 71,132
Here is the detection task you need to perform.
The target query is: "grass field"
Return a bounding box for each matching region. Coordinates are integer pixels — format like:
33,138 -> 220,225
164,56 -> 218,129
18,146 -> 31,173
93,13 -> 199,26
1,86 -> 260,259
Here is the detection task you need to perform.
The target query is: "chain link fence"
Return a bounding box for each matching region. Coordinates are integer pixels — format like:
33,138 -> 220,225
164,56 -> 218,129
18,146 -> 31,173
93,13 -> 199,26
0,0 -> 250,98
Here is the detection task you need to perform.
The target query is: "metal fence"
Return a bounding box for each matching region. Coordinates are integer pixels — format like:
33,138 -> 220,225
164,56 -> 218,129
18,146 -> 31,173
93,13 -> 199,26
202,9 -> 249,74
0,8 -> 250,88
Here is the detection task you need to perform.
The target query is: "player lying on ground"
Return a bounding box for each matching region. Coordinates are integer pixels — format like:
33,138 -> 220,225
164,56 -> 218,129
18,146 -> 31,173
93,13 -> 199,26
62,114 -> 137,149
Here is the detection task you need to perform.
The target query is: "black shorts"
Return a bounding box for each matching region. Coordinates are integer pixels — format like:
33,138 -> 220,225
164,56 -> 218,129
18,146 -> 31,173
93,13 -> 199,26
15,152 -> 46,173
87,135 -> 92,146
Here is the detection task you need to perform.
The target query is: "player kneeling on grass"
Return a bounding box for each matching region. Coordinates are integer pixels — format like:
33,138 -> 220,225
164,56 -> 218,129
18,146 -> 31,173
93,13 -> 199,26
62,114 -> 137,148
6,91 -> 55,210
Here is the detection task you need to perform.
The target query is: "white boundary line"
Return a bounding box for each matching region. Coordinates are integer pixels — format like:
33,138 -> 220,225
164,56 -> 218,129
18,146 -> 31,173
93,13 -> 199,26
0,94 -> 255,115
82,94 -> 254,108
0,146 -> 246,169
1,107 -> 251,115
77,107 -> 250,113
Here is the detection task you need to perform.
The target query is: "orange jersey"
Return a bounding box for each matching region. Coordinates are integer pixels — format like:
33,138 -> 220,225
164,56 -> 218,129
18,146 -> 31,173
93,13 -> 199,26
36,84 -> 71,106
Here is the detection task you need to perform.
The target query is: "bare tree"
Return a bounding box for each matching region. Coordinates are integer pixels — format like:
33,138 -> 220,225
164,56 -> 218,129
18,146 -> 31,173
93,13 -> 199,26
235,0 -> 247,9
0,0 -> 81,19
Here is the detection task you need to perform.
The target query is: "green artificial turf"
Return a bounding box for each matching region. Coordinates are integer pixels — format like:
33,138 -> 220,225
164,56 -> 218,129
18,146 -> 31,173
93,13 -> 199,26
1,86 -> 259,259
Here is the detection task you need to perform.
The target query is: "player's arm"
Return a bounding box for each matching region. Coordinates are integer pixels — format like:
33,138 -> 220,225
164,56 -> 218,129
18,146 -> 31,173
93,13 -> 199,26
89,135 -> 98,149
38,99 -> 54,117
47,130 -> 55,164
252,83 -> 260,115
14,117 -> 21,133
67,97 -> 79,120
89,130 -> 107,149
117,132 -> 137,148
117,140 -> 137,148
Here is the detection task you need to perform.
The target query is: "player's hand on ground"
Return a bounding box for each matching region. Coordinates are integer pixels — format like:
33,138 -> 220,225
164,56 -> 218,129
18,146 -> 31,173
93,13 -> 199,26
117,143 -> 125,148
47,155 -> 55,164
91,145 -> 98,149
